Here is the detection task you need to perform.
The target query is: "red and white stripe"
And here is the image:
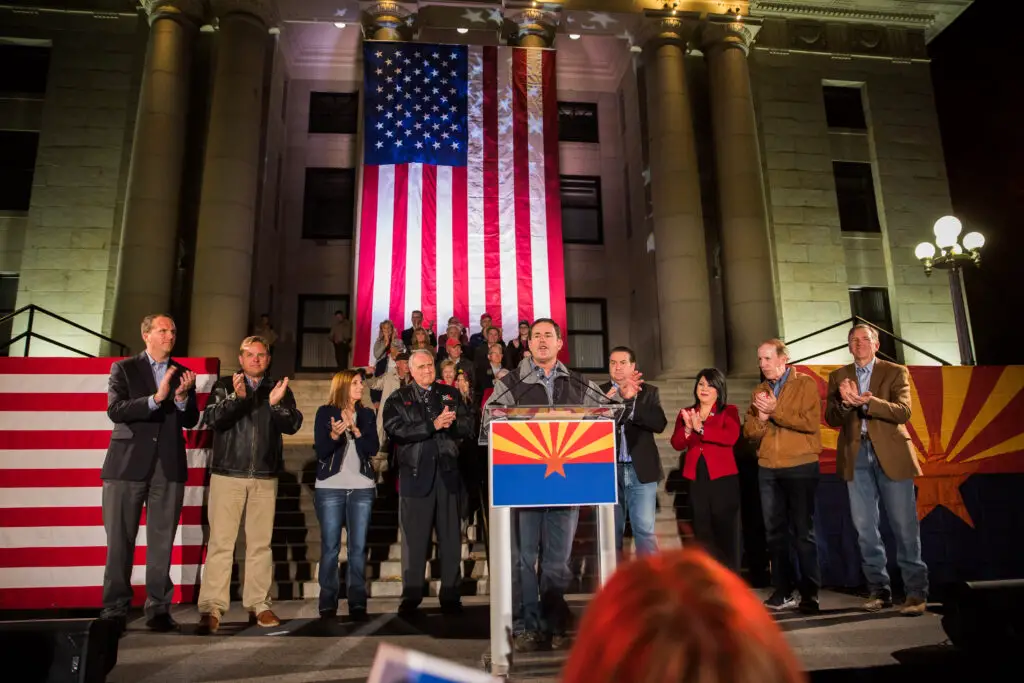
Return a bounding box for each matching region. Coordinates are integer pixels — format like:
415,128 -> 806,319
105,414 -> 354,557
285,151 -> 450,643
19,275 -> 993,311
353,46 -> 567,365
0,356 -> 219,610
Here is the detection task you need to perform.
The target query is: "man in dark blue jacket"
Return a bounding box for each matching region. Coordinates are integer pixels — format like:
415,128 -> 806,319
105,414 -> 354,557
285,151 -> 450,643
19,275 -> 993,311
383,348 -> 472,616
101,314 -> 198,635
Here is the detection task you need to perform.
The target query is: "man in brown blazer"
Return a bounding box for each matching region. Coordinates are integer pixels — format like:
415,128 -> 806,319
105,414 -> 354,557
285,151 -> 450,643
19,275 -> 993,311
825,324 -> 928,616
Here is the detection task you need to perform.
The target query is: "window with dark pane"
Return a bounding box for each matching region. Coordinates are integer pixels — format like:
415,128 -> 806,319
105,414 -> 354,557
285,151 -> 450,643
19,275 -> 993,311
296,295 -> 349,371
833,161 -> 880,233
308,91 -> 358,134
560,175 -> 603,244
302,168 -> 356,239
566,298 -> 608,373
0,44 -> 50,96
823,86 -> 867,130
0,131 -> 40,211
558,101 -> 599,143
849,287 -> 898,362
0,274 -> 18,357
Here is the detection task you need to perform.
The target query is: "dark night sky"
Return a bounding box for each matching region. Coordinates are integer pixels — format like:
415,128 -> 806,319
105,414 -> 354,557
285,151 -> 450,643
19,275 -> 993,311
929,0 -> 1024,365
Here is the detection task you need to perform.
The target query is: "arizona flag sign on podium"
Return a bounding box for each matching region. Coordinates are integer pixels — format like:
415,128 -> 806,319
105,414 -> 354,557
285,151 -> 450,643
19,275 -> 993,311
490,419 -> 617,507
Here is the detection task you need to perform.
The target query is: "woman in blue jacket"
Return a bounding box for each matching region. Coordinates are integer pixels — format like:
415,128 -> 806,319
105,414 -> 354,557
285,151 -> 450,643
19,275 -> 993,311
313,369 -> 379,621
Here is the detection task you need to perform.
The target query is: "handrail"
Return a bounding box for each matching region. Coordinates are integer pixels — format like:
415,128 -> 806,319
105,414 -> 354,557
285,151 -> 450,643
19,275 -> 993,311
0,304 -> 130,357
786,316 -> 952,366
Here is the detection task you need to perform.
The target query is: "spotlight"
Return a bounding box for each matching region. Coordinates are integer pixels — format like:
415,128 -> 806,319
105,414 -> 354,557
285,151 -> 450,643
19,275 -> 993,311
569,33 -> 580,40
334,21 -> 346,29
457,27 -> 469,34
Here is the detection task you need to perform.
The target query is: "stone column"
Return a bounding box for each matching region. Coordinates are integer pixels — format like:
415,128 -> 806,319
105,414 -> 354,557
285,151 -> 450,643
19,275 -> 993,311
110,0 -> 201,351
507,8 -> 558,48
702,15 -> 778,377
187,3 -> 271,367
642,12 -> 714,377
361,1 -> 414,41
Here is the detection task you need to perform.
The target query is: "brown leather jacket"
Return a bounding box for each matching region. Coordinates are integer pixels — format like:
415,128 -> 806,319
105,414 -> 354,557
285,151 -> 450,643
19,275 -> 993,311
743,370 -> 822,469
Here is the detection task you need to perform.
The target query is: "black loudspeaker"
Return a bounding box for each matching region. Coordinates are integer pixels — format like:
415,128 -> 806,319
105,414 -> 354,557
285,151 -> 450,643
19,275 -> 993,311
0,618 -> 117,683
942,579 -> 1024,654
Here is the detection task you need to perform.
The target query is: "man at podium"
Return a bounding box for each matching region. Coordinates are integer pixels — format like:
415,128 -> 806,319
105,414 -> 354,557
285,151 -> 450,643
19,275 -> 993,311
485,319 -> 636,652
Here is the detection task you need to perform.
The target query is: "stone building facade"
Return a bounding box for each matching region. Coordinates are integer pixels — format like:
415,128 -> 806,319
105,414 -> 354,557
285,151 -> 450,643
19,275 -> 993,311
0,0 -> 970,374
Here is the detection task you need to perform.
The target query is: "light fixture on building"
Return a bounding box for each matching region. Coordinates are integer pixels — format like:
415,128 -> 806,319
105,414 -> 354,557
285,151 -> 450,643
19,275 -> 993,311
199,23 -> 215,33
268,27 -> 281,35
914,215 -> 985,365
457,27 -> 469,34
334,21 -> 347,29
569,33 -> 580,40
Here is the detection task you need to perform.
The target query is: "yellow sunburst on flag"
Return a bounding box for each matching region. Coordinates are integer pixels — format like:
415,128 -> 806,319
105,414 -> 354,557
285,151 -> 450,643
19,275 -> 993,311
491,420 -> 616,478
797,365 -> 1024,527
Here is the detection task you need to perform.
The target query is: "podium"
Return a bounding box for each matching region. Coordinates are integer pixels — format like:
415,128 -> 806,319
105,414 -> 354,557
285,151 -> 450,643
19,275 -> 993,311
481,404 -> 624,676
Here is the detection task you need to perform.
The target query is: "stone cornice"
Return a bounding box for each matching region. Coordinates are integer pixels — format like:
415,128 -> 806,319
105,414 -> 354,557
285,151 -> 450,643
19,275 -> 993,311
751,1 -> 935,28
505,6 -> 561,47
361,0 -> 416,40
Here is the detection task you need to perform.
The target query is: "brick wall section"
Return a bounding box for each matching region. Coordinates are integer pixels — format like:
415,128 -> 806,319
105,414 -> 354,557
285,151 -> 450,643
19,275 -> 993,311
751,51 -> 958,365
10,15 -> 142,356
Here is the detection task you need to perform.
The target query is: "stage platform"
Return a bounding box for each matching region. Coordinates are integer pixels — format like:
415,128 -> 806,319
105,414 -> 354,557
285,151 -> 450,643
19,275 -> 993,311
96,588 -> 1005,683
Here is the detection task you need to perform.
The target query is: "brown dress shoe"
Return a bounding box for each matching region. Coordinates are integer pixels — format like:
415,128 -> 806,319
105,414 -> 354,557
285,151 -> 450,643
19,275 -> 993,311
250,610 -> 281,627
900,597 -> 927,617
196,613 -> 220,635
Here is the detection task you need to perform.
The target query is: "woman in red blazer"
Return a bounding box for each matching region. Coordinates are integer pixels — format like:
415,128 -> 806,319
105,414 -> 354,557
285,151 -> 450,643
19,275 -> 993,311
670,368 -> 742,571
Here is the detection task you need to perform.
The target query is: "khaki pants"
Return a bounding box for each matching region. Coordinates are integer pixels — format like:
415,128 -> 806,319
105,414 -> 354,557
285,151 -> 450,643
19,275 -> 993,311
198,474 -> 278,617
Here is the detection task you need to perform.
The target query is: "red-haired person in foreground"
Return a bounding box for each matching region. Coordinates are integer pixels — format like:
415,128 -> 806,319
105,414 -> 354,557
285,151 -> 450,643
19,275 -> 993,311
562,548 -> 806,683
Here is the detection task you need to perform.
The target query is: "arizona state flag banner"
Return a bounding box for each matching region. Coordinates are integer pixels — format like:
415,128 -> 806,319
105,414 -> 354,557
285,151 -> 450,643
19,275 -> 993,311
490,420 -> 617,507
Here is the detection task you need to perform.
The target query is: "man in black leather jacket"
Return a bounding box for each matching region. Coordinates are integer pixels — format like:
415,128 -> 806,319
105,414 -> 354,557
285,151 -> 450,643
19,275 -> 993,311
383,348 -> 471,616
195,336 -> 302,634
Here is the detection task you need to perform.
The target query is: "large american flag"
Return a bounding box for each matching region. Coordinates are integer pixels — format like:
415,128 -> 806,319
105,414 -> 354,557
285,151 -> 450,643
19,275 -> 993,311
0,357 -> 218,609
353,43 -> 567,364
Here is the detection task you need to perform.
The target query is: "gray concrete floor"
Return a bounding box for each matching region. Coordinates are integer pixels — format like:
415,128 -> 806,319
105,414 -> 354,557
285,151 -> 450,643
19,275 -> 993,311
107,589 -> 963,683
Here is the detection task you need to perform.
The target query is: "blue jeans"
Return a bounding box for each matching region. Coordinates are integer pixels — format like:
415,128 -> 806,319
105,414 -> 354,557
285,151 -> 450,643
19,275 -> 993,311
848,441 -> 929,599
517,506 -> 579,635
314,487 -> 375,613
614,462 -> 659,557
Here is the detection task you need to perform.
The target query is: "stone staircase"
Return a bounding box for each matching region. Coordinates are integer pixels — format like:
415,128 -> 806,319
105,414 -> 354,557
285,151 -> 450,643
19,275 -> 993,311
224,375 -> 760,602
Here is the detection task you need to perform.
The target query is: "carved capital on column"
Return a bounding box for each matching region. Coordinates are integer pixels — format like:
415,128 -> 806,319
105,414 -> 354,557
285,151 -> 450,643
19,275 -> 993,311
141,0 -> 204,25
640,9 -> 701,51
700,14 -> 762,56
210,0 -> 278,26
504,5 -> 561,48
361,1 -> 416,41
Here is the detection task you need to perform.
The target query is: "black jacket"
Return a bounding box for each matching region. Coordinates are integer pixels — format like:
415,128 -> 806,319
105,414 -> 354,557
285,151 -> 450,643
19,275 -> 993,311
383,382 -> 472,498
313,405 -> 379,481
203,374 -> 302,478
600,382 -> 668,484
101,353 -> 199,482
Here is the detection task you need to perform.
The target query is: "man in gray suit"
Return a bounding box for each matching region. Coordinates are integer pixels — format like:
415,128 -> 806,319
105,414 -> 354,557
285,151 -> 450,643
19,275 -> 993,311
100,313 -> 199,634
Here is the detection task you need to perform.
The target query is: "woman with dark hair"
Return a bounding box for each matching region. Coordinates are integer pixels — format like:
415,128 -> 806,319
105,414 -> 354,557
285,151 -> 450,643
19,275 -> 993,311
670,368 -> 742,570
313,370 -> 379,621
562,549 -> 805,683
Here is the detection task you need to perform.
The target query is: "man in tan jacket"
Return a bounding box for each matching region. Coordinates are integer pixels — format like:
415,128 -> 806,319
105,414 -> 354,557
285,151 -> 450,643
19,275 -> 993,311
743,339 -> 823,614
825,324 -> 927,616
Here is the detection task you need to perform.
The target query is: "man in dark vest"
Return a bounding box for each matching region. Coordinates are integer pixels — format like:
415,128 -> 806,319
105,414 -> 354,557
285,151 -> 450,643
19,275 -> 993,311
485,319 -> 635,652
383,348 -> 472,617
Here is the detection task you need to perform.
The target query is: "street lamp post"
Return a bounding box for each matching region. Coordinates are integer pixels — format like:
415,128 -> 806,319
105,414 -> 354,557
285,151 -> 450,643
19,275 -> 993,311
914,215 -> 984,365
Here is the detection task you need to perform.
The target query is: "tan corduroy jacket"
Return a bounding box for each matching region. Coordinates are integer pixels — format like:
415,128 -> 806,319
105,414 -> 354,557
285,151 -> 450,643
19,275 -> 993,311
743,370 -> 823,469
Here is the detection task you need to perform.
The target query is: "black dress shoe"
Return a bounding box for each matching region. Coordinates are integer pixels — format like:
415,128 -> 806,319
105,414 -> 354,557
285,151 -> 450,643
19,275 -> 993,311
101,615 -> 128,639
319,609 -> 338,621
145,613 -> 179,633
349,607 -> 369,622
397,601 -> 420,618
440,601 -> 463,615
